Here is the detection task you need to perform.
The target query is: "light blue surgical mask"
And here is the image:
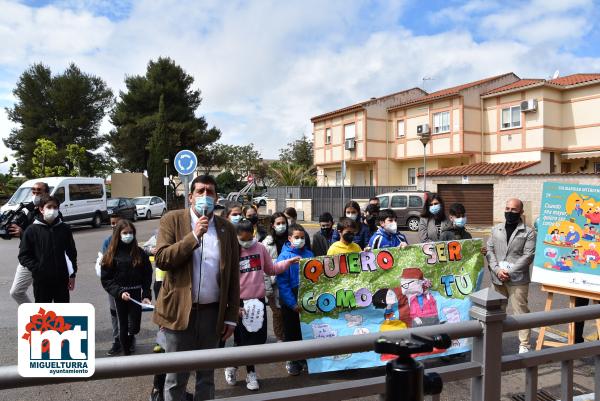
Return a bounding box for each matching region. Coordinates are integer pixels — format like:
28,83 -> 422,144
121,233 -> 134,244
292,238 -> 305,249
454,217 -> 467,228
429,204 -> 441,215
230,215 -> 242,225
194,195 -> 214,216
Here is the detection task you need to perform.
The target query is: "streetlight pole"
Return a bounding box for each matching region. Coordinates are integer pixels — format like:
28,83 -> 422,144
163,158 -> 169,209
418,132 -> 431,192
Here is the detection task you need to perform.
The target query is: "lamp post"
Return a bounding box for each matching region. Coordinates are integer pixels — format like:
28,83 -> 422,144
163,158 -> 169,209
418,132 -> 431,192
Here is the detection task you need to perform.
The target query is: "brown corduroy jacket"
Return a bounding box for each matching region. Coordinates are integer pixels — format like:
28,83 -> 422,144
152,209 -> 240,332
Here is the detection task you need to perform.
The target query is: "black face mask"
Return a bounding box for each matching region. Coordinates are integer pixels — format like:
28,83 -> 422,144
248,215 -> 259,225
505,211 -> 521,225
320,227 -> 332,237
342,232 -> 355,243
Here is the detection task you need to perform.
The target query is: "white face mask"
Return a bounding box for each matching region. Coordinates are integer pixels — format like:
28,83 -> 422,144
274,224 -> 287,235
346,213 -> 358,220
384,222 -> 398,234
292,238 -> 305,249
121,233 -> 134,244
32,194 -> 41,206
238,238 -> 256,249
43,208 -> 58,223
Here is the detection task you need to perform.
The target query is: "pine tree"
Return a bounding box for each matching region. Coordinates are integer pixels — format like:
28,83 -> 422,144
147,95 -> 170,196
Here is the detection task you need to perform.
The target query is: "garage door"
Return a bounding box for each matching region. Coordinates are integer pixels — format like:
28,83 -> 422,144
437,184 -> 493,225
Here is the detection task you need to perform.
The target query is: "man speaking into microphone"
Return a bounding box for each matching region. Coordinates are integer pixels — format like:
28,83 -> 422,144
153,174 -> 240,401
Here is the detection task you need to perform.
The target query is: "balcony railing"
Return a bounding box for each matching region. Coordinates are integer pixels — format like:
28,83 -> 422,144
1,288 -> 600,401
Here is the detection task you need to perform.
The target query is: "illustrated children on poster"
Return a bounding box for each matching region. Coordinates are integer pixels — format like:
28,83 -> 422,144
585,206 -> 600,226
400,267 -> 439,327
540,190 -> 600,274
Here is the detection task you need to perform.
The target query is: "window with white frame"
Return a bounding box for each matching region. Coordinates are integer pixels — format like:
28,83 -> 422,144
433,111 -> 450,134
335,170 -> 342,185
325,128 -> 331,144
408,168 -> 416,185
344,123 -> 356,139
397,120 -> 405,138
501,105 -> 521,129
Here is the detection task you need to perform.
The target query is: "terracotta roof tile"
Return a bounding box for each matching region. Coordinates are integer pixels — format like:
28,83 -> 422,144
389,73 -> 516,110
311,87 -> 427,122
484,79 -> 545,95
484,74 -> 600,96
548,73 -> 600,86
422,161 -> 540,177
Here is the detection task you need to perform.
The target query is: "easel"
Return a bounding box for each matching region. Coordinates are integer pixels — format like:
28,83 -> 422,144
536,284 -> 600,350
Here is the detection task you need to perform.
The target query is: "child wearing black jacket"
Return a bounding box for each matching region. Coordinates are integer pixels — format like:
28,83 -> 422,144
18,195 -> 77,303
101,219 -> 152,355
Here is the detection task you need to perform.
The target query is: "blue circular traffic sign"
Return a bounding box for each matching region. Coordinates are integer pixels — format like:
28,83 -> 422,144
174,150 -> 198,176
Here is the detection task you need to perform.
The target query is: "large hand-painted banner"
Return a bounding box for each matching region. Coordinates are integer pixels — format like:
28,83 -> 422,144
298,239 -> 484,373
532,182 -> 600,293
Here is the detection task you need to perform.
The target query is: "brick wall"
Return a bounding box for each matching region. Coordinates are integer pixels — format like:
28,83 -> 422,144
493,175 -> 600,225
430,174 -> 600,226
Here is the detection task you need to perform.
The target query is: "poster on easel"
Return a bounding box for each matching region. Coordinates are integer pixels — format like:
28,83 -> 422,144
532,182 -> 600,293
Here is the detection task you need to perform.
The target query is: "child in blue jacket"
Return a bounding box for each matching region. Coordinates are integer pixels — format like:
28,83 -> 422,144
276,223 -> 313,376
368,209 -> 409,250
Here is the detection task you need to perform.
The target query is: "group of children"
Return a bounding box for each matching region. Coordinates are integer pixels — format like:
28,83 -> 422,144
90,198 -> 472,395
222,200 -> 472,391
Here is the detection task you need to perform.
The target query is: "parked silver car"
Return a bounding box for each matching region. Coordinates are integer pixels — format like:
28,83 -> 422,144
133,196 -> 167,220
376,191 -> 427,231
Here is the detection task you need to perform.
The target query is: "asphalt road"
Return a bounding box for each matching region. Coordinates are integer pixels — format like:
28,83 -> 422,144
0,218 -> 595,401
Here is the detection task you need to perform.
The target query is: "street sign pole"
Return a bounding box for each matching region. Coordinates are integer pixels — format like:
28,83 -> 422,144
183,174 -> 190,209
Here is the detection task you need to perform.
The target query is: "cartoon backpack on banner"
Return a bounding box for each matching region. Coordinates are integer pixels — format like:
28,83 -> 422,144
372,287 -> 410,332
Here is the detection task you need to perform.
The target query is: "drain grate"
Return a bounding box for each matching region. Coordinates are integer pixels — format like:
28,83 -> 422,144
511,389 -> 558,401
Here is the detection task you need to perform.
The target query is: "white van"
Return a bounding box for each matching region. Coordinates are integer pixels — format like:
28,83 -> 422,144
1,177 -> 108,228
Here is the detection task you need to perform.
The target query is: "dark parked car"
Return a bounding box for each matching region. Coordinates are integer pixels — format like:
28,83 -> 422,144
107,198 -> 137,221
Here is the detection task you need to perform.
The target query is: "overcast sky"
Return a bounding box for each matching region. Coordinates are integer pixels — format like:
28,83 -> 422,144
1,0 -> 599,173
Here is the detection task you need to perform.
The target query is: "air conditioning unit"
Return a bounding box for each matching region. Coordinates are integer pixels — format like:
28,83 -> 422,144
520,99 -> 538,112
417,124 -> 430,134
345,138 -> 355,150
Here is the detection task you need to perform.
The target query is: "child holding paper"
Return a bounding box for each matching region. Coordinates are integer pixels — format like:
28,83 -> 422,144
101,219 -> 152,356
224,219 -> 299,391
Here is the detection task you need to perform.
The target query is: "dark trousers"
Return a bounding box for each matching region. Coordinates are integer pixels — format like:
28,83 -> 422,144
574,297 -> 590,343
33,277 -> 69,303
153,281 -> 166,391
114,289 -> 142,356
233,298 -> 267,373
281,300 -> 303,367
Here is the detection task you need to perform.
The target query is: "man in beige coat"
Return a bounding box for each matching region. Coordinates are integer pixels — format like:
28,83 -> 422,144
154,175 -> 240,401
486,198 -> 536,354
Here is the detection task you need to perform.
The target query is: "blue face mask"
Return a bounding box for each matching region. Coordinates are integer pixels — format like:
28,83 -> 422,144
194,196 -> 214,216
429,204 -> 441,215
454,217 -> 467,228
230,215 -> 242,225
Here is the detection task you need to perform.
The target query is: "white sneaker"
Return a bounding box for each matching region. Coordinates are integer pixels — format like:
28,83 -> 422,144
246,371 -> 259,391
518,345 -> 530,354
224,367 -> 237,385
